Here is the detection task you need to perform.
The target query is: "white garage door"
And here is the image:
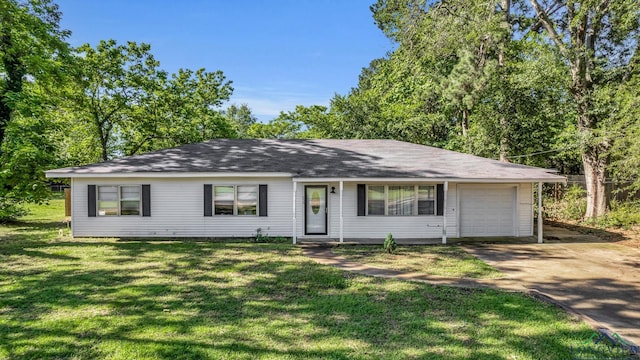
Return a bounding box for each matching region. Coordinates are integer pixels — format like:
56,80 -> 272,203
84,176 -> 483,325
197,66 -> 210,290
460,186 -> 516,237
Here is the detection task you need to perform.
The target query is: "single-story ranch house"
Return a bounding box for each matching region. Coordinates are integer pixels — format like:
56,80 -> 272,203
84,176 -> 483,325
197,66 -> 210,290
46,139 -> 565,243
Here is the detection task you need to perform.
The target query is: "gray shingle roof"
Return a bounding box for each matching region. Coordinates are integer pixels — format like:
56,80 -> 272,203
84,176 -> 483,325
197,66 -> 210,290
46,139 -> 565,181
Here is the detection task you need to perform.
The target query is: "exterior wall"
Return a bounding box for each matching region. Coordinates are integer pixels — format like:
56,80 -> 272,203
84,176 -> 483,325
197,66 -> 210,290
71,177 -> 293,238
519,182 -> 533,236
71,177 -> 534,239
295,182 -> 448,240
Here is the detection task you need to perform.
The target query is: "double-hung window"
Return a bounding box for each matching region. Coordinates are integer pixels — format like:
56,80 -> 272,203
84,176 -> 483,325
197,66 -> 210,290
214,185 -> 257,215
366,185 -> 435,216
97,185 -> 141,216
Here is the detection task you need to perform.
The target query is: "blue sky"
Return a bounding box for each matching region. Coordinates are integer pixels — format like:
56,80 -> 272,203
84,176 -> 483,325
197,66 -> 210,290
56,0 -> 393,121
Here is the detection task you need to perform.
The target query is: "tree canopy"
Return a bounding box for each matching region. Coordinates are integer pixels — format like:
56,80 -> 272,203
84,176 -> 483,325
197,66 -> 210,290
1,0 -> 639,222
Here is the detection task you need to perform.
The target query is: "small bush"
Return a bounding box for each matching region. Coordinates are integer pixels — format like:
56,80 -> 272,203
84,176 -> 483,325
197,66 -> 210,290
589,200 -> 640,228
383,233 -> 397,254
0,200 -> 29,223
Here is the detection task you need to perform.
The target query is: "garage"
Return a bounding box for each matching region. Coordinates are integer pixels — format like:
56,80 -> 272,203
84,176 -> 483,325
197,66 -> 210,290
459,185 -> 517,237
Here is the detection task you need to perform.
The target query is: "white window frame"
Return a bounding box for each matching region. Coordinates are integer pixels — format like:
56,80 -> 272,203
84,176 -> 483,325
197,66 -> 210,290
97,185 -> 141,216
213,185 -> 258,216
366,184 -> 436,216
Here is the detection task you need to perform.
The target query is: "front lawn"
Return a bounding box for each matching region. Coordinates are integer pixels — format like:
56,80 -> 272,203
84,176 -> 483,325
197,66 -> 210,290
0,199 -> 594,359
333,245 -> 502,278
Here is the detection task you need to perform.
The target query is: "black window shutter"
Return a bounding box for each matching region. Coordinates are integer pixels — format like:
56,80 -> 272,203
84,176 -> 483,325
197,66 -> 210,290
204,184 -> 213,216
88,185 -> 96,217
142,184 -> 151,216
357,184 -> 366,216
259,184 -> 268,217
436,184 -> 444,216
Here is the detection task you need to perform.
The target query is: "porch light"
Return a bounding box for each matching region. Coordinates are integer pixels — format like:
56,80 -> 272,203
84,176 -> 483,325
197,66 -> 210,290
330,186 -> 336,194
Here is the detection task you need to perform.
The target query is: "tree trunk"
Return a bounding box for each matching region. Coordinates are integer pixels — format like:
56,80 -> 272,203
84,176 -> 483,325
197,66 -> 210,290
461,108 -> 469,137
0,31 -> 26,149
582,145 -> 608,217
497,0 -> 511,163
499,115 -> 510,163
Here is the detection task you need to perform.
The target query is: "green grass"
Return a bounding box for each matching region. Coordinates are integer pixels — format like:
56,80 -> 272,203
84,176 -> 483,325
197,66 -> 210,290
333,245 -> 503,279
0,199 -> 595,359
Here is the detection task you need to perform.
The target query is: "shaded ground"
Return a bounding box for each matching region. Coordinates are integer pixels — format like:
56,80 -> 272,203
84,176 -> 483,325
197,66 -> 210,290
303,225 -> 640,348
466,241 -> 640,346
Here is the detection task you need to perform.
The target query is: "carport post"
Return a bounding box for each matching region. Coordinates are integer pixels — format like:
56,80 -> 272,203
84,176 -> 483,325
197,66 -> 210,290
442,181 -> 448,244
538,182 -> 543,244
292,181 -> 297,244
339,180 -> 344,243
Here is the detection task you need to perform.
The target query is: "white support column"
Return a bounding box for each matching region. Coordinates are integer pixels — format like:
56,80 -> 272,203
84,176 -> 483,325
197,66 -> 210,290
339,180 -> 344,243
538,182 -> 543,244
292,181 -> 297,244
442,181 -> 448,244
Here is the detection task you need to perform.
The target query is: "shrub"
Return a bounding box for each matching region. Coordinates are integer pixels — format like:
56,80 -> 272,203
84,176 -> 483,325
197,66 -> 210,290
0,200 -> 29,223
544,185 -> 586,221
383,233 -> 397,254
589,200 -> 640,229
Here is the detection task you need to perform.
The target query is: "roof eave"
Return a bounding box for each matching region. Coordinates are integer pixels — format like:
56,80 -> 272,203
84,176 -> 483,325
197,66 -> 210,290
45,171 -> 294,179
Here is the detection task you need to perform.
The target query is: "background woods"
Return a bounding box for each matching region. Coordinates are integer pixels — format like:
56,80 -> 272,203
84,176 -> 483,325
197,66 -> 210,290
0,0 -> 639,223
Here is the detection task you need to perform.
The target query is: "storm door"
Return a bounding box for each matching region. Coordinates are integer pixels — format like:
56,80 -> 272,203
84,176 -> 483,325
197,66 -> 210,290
304,185 -> 327,235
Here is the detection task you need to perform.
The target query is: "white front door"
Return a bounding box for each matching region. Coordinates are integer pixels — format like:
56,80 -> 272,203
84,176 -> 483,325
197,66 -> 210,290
305,185 -> 327,235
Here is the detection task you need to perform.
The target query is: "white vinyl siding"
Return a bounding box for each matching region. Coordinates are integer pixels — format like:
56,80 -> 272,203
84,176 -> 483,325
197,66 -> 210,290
71,178 -> 534,239
72,178 -> 292,238
296,182 -> 446,240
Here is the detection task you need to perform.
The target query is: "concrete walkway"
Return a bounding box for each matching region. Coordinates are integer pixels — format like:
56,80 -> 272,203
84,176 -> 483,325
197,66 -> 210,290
301,242 -> 640,347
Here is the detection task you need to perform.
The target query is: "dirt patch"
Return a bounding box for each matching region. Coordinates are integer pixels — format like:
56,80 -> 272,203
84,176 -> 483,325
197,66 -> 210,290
547,220 -> 640,249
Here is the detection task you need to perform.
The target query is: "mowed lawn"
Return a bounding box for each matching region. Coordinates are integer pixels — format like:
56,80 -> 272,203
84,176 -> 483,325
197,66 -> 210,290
332,245 -> 502,278
0,198 -> 594,359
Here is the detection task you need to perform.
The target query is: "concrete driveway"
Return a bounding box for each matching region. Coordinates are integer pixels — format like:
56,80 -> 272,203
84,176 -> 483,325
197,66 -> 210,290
464,241 -> 640,345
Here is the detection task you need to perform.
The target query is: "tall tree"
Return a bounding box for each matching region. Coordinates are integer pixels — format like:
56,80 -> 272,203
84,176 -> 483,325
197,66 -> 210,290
70,40 -> 160,161
0,0 -> 70,221
530,0 -> 640,217
0,0 -> 69,147
222,104 -> 257,138
68,40 -> 234,162
121,68 -> 235,156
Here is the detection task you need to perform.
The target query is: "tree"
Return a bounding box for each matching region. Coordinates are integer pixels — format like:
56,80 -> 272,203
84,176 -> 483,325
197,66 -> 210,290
0,0 -> 69,147
68,39 -> 235,162
362,0 -> 574,166
246,110 -> 306,139
529,0 -> 640,217
608,44 -> 640,194
222,104 -> 257,138
121,68 -> 235,156
69,40 -> 160,161
0,0 -> 70,221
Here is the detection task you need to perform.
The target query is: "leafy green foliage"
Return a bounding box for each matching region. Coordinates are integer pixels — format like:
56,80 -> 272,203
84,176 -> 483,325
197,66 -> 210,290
0,0 -> 70,220
222,104 -> 257,139
65,39 -> 235,162
544,185 -> 587,221
383,233 -> 397,254
590,201 -> 640,229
